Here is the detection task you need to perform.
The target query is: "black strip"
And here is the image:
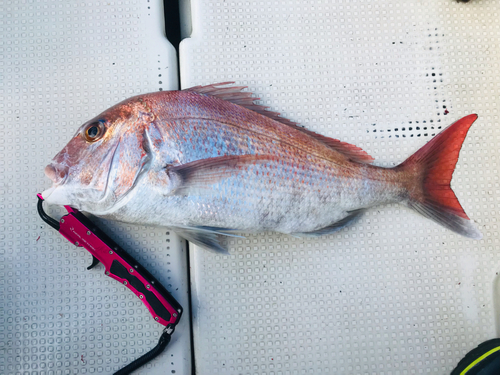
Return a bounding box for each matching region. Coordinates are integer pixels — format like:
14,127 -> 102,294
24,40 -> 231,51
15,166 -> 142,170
164,0 -> 181,53
110,260 -> 172,322
164,0 -> 182,86
184,240 -> 197,375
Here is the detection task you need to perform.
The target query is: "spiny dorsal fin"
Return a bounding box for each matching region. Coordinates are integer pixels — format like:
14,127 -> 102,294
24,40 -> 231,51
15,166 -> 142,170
285,126 -> 374,163
185,82 -> 298,127
185,82 -> 374,163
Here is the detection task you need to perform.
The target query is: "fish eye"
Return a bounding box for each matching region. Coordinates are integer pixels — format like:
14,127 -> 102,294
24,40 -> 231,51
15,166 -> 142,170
87,125 -> 99,137
83,121 -> 106,142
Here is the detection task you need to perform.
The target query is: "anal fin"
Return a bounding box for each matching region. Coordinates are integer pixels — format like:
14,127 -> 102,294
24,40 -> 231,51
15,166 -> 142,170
293,210 -> 364,237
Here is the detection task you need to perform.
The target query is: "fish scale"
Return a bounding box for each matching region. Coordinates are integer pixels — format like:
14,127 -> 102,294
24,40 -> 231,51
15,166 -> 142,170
42,83 -> 481,252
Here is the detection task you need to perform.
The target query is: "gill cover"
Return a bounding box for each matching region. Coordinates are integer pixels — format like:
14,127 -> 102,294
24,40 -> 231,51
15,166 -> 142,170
42,96 -> 156,213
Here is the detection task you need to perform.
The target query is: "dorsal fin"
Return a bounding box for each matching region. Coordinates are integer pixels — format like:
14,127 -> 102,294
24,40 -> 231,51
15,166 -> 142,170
286,125 -> 374,163
185,82 -> 298,127
185,82 -> 374,163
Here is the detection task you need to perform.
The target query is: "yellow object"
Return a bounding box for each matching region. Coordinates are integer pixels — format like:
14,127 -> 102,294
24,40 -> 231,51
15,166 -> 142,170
460,346 -> 500,375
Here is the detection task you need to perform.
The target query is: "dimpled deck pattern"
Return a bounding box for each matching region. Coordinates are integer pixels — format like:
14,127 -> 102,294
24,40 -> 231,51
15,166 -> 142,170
0,1 -> 191,374
181,0 -> 500,374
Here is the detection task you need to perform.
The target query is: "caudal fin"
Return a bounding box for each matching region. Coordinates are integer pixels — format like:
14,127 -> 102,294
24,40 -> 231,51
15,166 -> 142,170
398,114 -> 482,239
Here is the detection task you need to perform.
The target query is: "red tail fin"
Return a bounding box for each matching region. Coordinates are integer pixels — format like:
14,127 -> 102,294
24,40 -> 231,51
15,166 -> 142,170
399,114 -> 481,239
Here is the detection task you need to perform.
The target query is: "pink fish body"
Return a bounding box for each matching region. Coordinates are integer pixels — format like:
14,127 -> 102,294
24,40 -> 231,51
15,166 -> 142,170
42,83 -> 481,252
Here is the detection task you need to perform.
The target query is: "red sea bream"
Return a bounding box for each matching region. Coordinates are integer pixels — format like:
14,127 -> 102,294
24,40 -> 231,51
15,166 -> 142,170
42,83 -> 482,252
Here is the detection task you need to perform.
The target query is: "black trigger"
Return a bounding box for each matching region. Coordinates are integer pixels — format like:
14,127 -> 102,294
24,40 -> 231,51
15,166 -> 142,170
87,255 -> 100,270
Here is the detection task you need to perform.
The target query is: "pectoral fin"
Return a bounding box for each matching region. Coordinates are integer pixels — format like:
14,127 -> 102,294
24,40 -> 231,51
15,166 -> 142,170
167,154 -> 276,194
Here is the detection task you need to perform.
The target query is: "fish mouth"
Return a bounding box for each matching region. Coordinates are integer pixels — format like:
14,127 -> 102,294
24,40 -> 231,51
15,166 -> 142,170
42,163 -> 70,204
44,164 -> 69,185
42,140 -> 122,211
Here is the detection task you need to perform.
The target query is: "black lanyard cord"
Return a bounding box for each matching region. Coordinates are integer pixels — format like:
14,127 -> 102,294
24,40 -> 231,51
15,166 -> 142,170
114,325 -> 175,375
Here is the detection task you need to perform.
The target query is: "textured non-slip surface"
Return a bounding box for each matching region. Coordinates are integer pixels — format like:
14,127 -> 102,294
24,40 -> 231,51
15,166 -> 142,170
2,1 -> 500,374
0,1 -> 191,374
181,0 -> 500,374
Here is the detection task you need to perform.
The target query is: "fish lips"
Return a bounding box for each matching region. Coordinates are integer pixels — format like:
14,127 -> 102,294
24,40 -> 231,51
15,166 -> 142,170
44,164 -> 69,185
42,163 -> 72,205
41,137 -> 121,208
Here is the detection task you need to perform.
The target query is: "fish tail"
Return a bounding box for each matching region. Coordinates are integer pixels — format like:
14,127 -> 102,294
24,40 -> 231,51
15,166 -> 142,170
397,114 -> 482,239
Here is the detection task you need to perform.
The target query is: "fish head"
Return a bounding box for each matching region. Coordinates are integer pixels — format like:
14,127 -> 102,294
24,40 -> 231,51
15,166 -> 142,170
42,97 -> 154,214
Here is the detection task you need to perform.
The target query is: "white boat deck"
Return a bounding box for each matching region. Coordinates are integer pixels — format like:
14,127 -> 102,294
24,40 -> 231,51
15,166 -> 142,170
1,1 -> 500,374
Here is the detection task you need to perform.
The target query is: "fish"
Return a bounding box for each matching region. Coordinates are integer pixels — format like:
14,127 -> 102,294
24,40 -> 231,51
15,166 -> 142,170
42,82 -> 482,252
